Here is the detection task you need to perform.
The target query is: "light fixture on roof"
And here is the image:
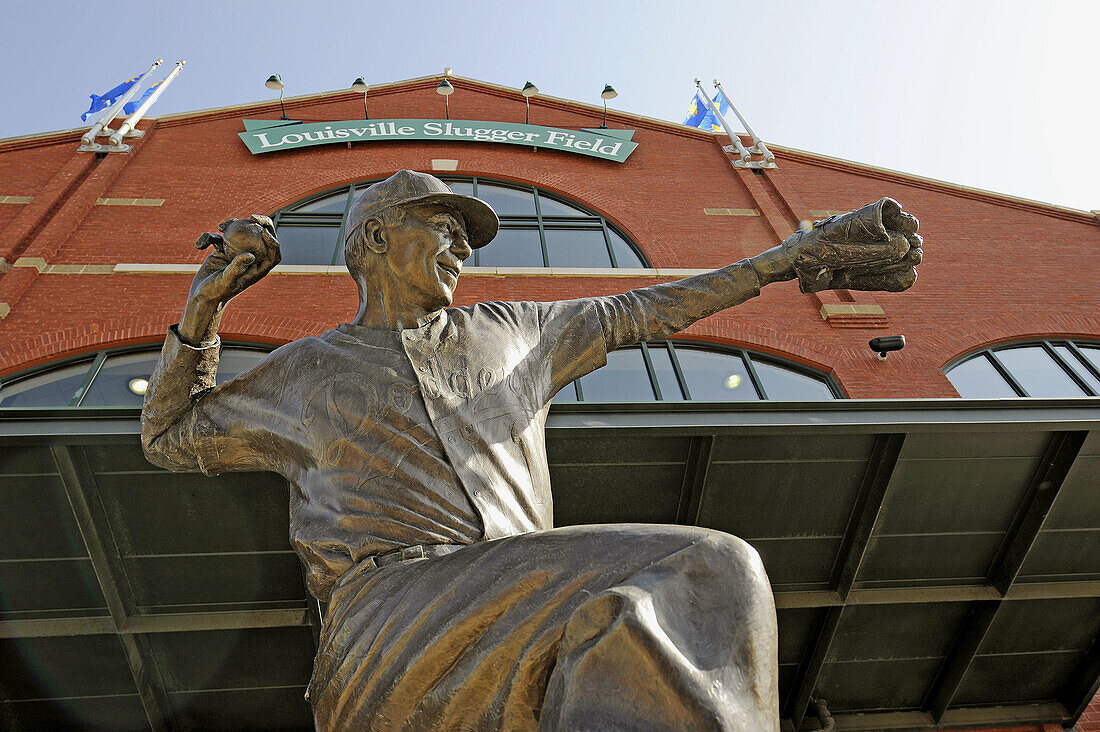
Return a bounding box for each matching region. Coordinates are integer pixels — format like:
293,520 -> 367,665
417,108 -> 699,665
436,77 -> 455,119
599,84 -> 617,129
351,77 -> 370,119
521,81 -> 538,124
265,74 -> 288,120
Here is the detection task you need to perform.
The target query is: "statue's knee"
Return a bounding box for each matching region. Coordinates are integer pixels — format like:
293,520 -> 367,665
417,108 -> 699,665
692,531 -> 771,594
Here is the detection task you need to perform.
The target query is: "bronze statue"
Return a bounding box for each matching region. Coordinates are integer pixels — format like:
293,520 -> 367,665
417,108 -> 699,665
142,170 -> 921,730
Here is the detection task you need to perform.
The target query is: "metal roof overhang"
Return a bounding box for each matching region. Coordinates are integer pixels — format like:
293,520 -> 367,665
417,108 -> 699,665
2,398 -> 1099,731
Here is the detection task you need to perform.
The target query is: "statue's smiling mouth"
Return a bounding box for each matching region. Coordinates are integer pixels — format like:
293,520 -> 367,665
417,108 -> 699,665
437,261 -> 460,279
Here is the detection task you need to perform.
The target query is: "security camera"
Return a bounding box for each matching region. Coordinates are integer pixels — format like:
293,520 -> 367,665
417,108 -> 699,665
869,335 -> 905,361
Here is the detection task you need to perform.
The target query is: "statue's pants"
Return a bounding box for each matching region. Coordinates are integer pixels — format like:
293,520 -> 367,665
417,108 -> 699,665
309,524 -> 779,731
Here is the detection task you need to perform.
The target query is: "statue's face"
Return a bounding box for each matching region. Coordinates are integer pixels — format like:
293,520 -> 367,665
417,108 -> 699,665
381,203 -> 471,312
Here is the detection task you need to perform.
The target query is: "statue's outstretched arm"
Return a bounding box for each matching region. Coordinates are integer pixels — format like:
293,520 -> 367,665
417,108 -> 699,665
594,198 -> 921,349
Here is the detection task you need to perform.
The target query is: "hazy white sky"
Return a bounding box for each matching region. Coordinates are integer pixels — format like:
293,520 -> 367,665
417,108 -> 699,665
2,0 -> 1097,211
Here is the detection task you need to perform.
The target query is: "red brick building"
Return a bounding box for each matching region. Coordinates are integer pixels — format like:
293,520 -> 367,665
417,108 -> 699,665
1,76 -> 1097,730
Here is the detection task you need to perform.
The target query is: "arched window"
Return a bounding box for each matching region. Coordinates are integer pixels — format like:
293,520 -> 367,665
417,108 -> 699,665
945,339 -> 1100,398
554,341 -> 840,402
273,176 -> 647,268
0,344 -> 271,408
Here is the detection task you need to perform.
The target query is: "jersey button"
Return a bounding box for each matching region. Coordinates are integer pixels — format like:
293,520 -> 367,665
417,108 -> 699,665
473,490 -> 482,498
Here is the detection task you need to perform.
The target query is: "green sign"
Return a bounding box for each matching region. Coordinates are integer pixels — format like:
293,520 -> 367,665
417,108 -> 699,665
238,119 -> 638,163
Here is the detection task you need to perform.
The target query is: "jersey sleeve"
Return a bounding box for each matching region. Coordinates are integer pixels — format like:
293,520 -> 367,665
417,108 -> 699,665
141,326 -> 303,476
535,261 -> 762,397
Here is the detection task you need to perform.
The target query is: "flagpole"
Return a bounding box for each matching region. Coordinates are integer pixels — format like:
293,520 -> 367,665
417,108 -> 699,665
694,79 -> 751,164
81,59 -> 162,146
713,79 -> 774,165
108,60 -> 185,148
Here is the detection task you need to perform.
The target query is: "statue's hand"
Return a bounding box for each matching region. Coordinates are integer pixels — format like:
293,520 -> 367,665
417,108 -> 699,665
782,198 -> 922,293
189,215 -> 282,306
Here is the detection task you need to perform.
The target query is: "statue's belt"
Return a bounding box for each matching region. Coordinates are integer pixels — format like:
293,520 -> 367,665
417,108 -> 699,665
365,542 -> 466,571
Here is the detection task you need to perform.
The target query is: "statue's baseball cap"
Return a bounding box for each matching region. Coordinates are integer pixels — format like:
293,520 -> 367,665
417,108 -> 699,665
345,170 -> 499,249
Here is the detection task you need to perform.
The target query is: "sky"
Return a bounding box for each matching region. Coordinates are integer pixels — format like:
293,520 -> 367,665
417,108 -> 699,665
2,0 -> 1097,212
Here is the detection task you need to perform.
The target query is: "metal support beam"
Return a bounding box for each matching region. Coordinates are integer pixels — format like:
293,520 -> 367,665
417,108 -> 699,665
1061,625 -> 1100,723
925,600 -> 1001,721
0,616 -> 116,638
676,434 -> 714,525
775,580 -> 1100,609
923,431 -> 1086,724
824,701 -> 1069,730
0,608 -> 312,638
52,445 -> 173,732
991,431 -> 1087,594
831,433 -> 905,600
786,605 -> 844,728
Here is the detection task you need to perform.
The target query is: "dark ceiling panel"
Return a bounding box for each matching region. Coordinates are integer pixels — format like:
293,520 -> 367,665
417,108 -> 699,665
776,608 -> 820,666
815,657 -> 943,711
1041,455 -> 1100,529
826,603 -> 970,663
0,695 -> 149,731
0,445 -> 57,474
1018,529 -> 1100,580
856,534 -> 1004,586
548,434 -> 690,465
124,553 -> 306,608
551,463 -> 684,526
167,686 -> 312,731
0,559 -> 106,616
751,537 -> 842,589
953,651 -> 1081,705
2,402 -> 1099,730
700,460 -> 866,539
145,627 -> 314,692
0,634 -> 136,700
980,597 -> 1100,654
874,456 -> 1042,535
1,475 -> 87,560
710,433 -> 876,462
94,471 -> 291,556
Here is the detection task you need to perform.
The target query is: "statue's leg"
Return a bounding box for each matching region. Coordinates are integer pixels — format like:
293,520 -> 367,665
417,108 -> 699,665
311,524 -> 777,731
539,528 -> 778,732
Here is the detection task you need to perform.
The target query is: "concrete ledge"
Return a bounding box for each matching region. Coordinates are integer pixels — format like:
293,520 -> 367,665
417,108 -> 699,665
111,263 -> 711,278
13,257 -> 47,272
95,198 -> 165,206
703,208 -> 759,216
45,264 -> 116,274
808,209 -> 848,217
0,195 -> 32,204
820,303 -> 886,318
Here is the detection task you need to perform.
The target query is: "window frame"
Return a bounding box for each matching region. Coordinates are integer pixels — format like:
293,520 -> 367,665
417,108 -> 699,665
271,176 -> 649,269
0,341 -> 274,408
944,339 -> 1100,398
566,339 -> 842,402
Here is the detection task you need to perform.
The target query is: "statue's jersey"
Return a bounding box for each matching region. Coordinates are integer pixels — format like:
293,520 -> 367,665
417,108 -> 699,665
141,263 -> 762,599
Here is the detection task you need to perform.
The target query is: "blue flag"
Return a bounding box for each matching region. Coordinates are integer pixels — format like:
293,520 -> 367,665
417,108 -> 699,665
81,74 -> 141,122
123,79 -> 163,115
682,89 -> 733,133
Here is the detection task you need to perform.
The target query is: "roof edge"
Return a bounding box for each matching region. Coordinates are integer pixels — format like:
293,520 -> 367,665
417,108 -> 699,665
768,142 -> 1095,223
0,74 -> 1091,220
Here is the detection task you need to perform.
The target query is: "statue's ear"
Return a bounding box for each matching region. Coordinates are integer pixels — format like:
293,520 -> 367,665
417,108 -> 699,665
217,219 -> 235,233
363,219 -> 387,254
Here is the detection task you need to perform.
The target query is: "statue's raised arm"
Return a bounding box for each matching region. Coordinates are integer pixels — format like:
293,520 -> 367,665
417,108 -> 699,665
178,215 -> 282,345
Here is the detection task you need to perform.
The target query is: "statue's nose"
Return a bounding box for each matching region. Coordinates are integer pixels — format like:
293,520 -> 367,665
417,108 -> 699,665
451,233 -> 472,261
